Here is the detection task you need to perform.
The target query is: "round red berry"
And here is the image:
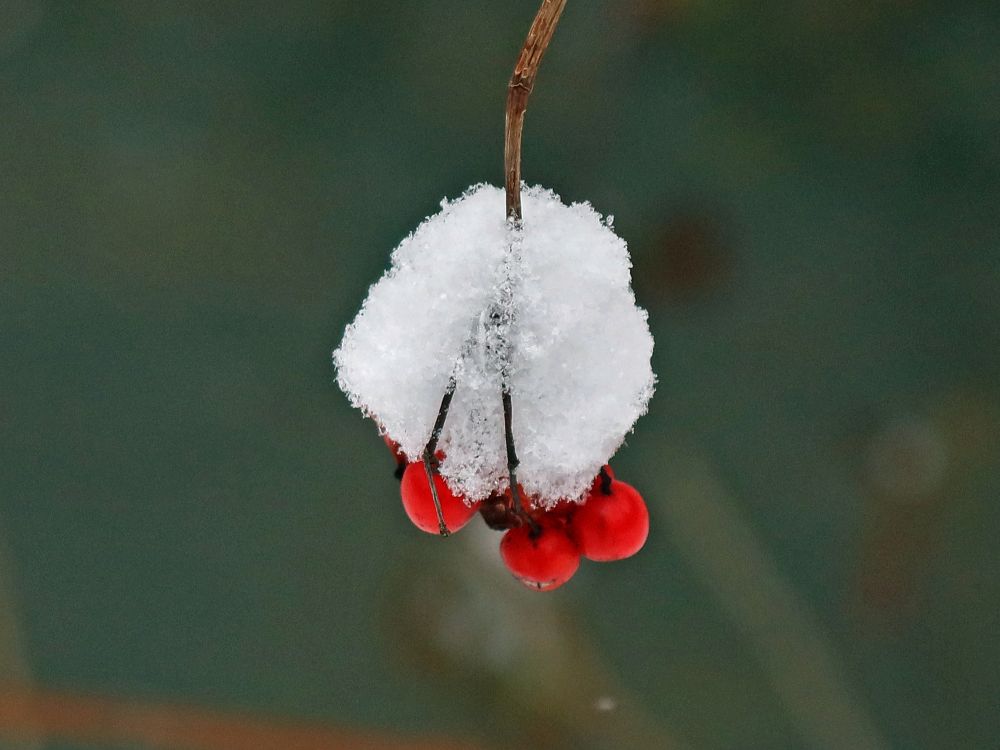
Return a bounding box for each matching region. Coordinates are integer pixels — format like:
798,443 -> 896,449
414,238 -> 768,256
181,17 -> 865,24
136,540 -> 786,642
546,499 -> 578,521
500,518 -> 581,591
400,463 -> 478,534
571,480 -> 649,561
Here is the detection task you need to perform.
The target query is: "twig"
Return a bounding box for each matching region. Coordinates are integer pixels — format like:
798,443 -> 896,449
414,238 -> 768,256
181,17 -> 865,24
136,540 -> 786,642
422,381 -> 456,536
394,1 -> 568,533
505,0 -> 568,223
501,0 -> 567,530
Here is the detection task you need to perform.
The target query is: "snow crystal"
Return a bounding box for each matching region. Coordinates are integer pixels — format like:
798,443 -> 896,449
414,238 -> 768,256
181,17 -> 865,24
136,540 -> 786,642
334,184 -> 655,505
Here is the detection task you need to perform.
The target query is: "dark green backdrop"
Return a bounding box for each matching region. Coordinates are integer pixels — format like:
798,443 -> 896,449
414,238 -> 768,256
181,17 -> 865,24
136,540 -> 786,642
2,2 -> 998,749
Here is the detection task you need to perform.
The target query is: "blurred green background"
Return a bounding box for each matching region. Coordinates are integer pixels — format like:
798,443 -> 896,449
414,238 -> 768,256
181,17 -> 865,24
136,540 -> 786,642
2,1 -> 998,749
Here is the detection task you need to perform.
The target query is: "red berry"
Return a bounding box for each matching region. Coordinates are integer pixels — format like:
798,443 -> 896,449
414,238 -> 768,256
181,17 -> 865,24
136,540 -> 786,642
400,463 -> 478,534
500,518 -> 581,591
571,480 -> 649,561
546,499 -> 578,520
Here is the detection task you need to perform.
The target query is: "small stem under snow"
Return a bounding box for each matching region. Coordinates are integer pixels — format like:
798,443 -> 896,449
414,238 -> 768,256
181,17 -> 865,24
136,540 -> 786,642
399,1 -> 567,533
599,465 -> 613,495
501,0 -> 566,530
422,379 -> 456,536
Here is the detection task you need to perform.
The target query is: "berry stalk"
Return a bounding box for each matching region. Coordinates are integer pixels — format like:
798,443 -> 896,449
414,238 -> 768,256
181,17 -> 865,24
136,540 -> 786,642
499,0 -> 567,530
387,0 -> 568,534
504,0 -> 568,223
422,381 -> 456,535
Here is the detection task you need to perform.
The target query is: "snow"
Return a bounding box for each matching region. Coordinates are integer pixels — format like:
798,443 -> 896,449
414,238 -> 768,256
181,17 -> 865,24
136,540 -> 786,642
334,184 -> 655,505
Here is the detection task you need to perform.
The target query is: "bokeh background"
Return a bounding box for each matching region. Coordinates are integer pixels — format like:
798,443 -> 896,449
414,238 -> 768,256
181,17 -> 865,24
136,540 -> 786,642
2,1 -> 998,749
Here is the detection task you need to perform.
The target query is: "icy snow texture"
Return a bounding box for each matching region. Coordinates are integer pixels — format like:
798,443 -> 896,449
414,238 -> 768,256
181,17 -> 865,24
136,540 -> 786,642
334,184 -> 655,505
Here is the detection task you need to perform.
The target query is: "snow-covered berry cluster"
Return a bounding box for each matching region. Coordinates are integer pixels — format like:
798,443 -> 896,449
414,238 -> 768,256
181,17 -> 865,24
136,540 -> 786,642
395,442 -> 649,591
334,184 -> 654,590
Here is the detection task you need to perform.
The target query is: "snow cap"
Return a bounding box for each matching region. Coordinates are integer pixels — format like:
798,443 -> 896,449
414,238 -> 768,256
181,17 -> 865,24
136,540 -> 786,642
334,184 -> 655,505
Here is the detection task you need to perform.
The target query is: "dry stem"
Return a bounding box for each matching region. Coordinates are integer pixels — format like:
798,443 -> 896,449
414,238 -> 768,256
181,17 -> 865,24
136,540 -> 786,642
500,0 -> 567,531
504,0 -> 568,222
405,1 -> 568,535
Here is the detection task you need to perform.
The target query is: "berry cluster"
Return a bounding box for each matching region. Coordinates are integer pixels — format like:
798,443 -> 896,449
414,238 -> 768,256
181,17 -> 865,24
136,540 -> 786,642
391,435 -> 649,591
337,3 -> 655,594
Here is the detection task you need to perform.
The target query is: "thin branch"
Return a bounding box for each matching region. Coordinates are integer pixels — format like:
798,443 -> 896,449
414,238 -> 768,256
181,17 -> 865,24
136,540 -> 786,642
504,0 -> 568,222
500,0 -> 566,531
422,381 -> 457,536
399,1 -> 568,534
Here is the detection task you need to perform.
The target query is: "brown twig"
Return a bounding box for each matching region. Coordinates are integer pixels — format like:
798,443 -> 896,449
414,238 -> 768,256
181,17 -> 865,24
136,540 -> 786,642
422,381 -> 456,535
501,0 -> 567,531
504,0 -> 568,223
391,1 -> 568,530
